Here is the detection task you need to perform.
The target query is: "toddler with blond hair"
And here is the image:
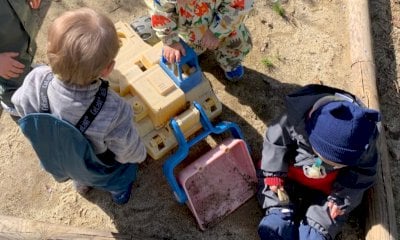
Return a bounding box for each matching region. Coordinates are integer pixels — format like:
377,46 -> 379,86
12,8 -> 146,205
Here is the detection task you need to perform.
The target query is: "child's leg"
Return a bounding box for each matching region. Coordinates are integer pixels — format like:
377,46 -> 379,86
257,177 -> 297,240
214,24 -> 252,80
109,181 -> 134,205
299,201 -> 348,240
108,163 -> 138,205
258,207 -> 297,240
299,222 -> 328,240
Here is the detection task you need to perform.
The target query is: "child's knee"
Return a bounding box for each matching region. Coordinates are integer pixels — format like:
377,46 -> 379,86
299,223 -> 328,240
258,207 -> 297,240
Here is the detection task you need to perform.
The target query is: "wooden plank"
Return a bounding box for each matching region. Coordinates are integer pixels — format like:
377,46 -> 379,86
348,2 -> 374,63
347,1 -> 398,240
0,215 -> 131,240
365,133 -> 397,240
350,61 -> 378,108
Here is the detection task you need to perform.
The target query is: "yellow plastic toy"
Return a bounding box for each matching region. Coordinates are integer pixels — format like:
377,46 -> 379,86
109,22 -> 222,160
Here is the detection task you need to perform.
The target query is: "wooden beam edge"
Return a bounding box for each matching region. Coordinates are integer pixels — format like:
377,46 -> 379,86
347,1 -> 398,240
0,215 -> 131,240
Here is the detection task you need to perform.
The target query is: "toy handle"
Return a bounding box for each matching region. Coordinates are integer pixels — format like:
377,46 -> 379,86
161,40 -> 200,80
162,101 -> 244,204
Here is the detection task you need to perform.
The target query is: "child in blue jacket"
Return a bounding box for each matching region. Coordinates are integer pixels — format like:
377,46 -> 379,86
257,84 -> 381,240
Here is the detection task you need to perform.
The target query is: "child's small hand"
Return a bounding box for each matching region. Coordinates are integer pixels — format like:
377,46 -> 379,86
163,42 -> 186,63
28,0 -> 41,9
327,201 -> 344,219
201,30 -> 219,50
0,52 -> 25,79
269,186 -> 289,204
269,185 -> 281,193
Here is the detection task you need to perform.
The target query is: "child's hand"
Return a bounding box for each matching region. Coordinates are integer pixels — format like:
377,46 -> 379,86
28,0 -> 41,9
201,29 -> 219,50
269,185 -> 282,193
0,52 -> 25,79
327,201 -> 344,219
270,186 -> 289,204
163,42 -> 186,63
265,177 -> 289,204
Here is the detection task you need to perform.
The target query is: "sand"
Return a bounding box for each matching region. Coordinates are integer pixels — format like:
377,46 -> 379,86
1,0 -> 399,239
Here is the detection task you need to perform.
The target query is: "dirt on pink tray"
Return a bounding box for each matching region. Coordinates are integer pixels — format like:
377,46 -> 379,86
178,138 -> 258,231
1,0 -> 399,239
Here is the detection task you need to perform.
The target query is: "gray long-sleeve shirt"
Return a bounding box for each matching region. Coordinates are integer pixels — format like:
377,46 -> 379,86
12,65 -> 147,164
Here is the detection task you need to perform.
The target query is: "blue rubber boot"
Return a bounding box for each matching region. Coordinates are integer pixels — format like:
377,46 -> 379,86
224,65 -> 244,82
258,207 -> 297,240
110,182 -> 133,205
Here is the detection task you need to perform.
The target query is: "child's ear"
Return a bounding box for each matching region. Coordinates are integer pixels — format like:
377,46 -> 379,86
99,60 -> 115,78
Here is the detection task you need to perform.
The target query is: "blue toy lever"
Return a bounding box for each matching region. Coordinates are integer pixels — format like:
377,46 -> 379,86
162,101 -> 244,204
159,40 -> 202,92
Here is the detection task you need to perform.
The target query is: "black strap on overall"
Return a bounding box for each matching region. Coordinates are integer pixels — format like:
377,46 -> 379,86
39,73 -> 109,134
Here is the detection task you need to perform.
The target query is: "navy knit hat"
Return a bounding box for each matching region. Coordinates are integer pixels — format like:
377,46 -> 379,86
306,101 -> 381,166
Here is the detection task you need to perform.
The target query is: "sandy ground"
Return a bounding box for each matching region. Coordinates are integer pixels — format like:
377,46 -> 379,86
0,0 -> 399,239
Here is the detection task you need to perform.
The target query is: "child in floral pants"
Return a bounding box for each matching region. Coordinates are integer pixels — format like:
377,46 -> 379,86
151,0 -> 253,82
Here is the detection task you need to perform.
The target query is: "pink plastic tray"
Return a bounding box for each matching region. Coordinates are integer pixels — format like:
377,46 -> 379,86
177,138 -> 257,230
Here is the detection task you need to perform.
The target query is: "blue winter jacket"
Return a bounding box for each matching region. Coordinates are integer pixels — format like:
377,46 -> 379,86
260,84 -> 380,238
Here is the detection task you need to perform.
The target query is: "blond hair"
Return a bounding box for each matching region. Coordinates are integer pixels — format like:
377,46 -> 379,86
47,8 -> 119,85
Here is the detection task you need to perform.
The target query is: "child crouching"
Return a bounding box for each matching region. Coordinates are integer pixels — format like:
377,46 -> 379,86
257,84 -> 381,239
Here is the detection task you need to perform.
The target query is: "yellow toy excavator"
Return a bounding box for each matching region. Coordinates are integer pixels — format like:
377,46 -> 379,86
109,21 -> 222,160
109,21 -> 256,230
